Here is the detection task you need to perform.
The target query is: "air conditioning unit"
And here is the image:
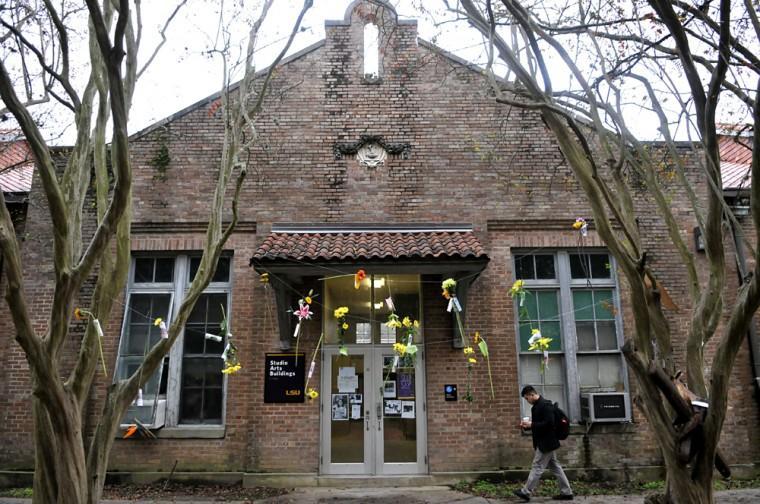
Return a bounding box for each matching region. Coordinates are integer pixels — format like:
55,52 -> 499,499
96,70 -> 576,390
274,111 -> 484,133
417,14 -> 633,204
581,392 -> 631,423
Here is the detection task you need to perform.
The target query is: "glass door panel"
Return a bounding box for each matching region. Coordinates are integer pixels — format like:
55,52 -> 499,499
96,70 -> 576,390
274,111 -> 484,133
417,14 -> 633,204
330,353 -> 365,463
381,355 -> 417,463
322,348 -> 372,474
375,350 -> 427,474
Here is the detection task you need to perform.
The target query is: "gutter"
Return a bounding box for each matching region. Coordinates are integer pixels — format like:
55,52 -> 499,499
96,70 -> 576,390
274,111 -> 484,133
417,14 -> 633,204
729,217 -> 760,405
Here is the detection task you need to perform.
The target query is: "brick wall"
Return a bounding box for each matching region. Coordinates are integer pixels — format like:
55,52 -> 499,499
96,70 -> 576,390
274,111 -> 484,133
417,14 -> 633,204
1,0 -> 758,476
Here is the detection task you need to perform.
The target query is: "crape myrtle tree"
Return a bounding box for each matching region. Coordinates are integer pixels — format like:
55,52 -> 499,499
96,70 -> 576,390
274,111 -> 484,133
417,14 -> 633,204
440,0 -> 759,503
0,0 -> 313,502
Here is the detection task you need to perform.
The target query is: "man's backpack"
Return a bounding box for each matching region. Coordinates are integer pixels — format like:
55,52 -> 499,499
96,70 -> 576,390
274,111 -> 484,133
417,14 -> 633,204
554,402 -> 570,440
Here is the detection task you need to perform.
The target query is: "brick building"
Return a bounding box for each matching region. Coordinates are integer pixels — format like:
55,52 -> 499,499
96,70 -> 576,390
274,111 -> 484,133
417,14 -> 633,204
1,0 -> 758,485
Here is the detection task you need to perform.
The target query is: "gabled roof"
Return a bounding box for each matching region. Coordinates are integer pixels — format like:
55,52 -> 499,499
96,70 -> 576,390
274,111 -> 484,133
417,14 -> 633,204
0,137 -> 34,194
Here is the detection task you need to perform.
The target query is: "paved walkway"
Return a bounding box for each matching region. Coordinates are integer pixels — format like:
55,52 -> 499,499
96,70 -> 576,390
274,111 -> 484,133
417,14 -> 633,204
2,486 -> 759,503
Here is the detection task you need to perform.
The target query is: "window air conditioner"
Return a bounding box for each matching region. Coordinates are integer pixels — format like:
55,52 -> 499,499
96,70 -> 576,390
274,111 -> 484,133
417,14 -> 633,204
581,392 -> 631,423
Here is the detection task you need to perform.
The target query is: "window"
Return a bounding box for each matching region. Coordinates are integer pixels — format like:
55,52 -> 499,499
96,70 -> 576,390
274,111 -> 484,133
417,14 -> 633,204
323,274 -> 421,344
115,255 -> 232,428
513,250 -> 628,421
363,23 -> 379,79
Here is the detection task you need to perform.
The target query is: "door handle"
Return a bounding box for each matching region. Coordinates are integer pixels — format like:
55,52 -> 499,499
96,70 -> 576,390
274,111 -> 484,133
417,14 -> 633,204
365,410 -> 370,431
377,402 -> 382,430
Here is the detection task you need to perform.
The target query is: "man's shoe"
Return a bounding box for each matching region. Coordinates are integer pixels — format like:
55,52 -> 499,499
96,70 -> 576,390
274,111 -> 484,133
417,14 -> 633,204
513,489 -> 530,502
552,495 -> 574,500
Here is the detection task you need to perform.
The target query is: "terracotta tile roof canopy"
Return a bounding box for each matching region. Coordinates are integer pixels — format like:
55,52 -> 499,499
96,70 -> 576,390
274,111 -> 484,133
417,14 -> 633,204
251,225 -> 489,274
252,225 -> 489,349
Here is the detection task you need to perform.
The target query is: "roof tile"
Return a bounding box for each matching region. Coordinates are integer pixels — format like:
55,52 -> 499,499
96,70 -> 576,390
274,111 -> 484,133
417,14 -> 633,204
253,231 -> 487,262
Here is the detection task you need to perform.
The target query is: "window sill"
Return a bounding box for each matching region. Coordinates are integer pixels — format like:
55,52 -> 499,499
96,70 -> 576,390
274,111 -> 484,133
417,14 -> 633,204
155,425 -> 226,439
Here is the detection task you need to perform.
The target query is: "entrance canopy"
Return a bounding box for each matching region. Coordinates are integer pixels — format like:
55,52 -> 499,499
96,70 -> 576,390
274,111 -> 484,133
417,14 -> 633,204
250,224 -> 489,349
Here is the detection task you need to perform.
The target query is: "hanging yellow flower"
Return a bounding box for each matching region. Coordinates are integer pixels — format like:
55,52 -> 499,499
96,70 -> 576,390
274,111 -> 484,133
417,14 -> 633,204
441,278 -> 457,299
463,346 -> 475,355
305,296 -> 312,305
334,306 -> 349,319
307,388 -> 319,400
468,357 -> 477,364
153,317 -> 163,327
342,322 -> 349,330
222,363 -> 242,375
386,314 -> 402,329
402,316 -> 412,328
393,342 -> 407,356
509,280 -> 525,298
528,329 -> 553,352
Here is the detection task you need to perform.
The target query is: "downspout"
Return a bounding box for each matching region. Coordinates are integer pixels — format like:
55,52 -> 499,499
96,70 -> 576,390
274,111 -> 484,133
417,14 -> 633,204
729,217 -> 760,406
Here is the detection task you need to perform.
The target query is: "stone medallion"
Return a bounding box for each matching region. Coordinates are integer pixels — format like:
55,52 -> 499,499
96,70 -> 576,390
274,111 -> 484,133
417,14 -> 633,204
356,142 -> 387,169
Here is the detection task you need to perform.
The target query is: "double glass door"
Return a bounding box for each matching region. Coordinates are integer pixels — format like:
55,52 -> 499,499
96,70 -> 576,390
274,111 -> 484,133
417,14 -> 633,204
321,346 -> 427,475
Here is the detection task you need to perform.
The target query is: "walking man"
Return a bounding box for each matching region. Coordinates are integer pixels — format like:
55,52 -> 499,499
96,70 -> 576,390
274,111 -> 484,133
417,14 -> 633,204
514,385 -> 573,501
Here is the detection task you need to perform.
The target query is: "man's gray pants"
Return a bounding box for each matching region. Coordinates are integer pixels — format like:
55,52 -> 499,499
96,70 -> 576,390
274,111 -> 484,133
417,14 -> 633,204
522,448 -> 573,496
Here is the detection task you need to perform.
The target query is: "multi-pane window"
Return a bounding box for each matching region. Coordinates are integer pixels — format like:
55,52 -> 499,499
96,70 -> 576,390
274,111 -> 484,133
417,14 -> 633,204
181,293 -> 227,424
513,250 -> 628,421
115,255 -> 232,428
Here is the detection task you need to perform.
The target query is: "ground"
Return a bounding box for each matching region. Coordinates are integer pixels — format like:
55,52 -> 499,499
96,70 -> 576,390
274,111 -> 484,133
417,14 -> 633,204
2,486 -> 760,503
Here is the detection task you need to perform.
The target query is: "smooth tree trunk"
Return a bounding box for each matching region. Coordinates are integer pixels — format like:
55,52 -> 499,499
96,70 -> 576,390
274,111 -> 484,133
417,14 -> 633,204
32,392 -> 88,504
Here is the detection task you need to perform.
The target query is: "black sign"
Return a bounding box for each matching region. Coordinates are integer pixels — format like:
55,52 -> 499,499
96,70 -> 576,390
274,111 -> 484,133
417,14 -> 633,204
444,384 -> 458,401
264,353 -> 305,403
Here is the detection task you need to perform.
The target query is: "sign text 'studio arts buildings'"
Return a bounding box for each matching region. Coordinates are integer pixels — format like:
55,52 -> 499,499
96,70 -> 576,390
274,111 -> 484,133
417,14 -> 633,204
1,0 -> 758,484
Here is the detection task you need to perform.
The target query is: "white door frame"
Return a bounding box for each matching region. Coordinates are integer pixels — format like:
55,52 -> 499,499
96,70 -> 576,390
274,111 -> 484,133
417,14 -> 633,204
319,345 -> 427,475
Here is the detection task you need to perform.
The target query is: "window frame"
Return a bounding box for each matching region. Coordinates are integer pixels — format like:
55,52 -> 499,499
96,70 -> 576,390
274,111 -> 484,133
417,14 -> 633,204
116,254 -> 233,430
513,249 -> 630,423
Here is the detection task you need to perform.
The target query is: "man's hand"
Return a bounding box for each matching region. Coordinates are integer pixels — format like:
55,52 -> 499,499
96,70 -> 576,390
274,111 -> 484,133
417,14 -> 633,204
520,419 -> 532,428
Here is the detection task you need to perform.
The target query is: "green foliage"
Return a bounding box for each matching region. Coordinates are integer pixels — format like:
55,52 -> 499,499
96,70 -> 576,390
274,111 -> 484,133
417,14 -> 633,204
150,143 -> 171,182
0,487 -> 33,497
454,477 -> 760,498
641,480 -> 665,491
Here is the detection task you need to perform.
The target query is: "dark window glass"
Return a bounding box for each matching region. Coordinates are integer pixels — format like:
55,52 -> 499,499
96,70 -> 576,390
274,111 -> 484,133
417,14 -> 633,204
570,254 -> 611,279
155,258 -> 175,282
122,294 -> 171,356
185,293 -> 227,354
116,293 -> 171,426
189,256 -> 231,283
590,254 -> 611,278
134,258 -> 154,283
570,254 -> 587,279
180,292 -> 227,424
514,255 -> 534,280
534,255 -> 556,279
180,388 -> 202,421
180,358 -> 224,424
159,358 -> 169,395
134,257 -> 174,283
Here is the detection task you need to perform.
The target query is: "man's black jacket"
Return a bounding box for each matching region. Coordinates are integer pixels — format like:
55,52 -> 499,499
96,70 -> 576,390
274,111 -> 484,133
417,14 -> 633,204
530,396 -> 560,453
